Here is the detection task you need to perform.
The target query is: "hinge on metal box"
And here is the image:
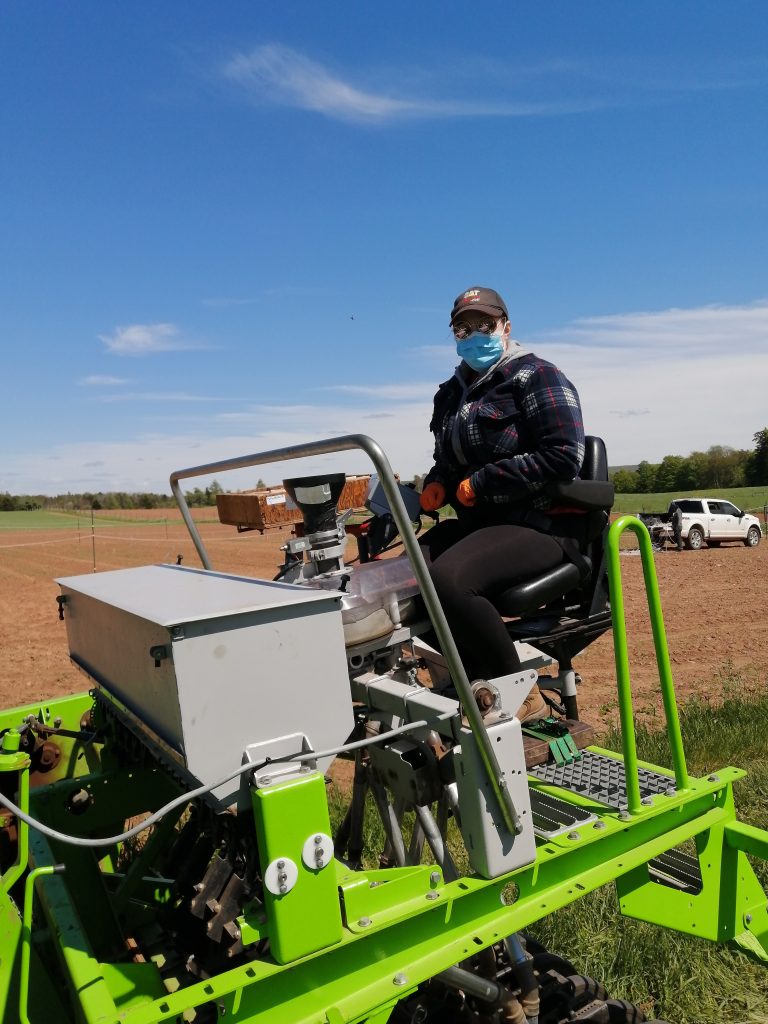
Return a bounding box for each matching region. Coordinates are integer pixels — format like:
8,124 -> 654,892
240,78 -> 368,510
522,717 -> 582,766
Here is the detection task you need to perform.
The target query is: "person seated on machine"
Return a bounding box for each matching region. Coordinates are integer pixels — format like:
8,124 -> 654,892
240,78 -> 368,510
418,285 -> 587,724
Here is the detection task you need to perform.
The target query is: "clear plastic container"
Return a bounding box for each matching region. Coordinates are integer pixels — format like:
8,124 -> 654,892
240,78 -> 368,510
305,556 -> 422,646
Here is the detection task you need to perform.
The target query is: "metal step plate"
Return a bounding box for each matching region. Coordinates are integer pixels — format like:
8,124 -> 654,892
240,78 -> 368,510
528,749 -> 677,810
647,848 -> 703,894
529,789 -> 598,838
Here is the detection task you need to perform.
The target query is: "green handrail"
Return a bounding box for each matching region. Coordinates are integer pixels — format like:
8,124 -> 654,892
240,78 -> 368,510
0,735 -> 30,895
19,864 -> 65,1024
606,515 -> 690,813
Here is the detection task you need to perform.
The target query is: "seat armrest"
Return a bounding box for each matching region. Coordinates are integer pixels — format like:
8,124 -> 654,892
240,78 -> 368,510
548,479 -> 614,510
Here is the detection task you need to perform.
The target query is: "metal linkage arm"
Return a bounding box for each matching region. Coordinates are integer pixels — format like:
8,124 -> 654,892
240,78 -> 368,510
169,434 -> 523,835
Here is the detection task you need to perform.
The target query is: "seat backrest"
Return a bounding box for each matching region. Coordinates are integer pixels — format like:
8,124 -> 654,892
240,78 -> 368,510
582,435 -> 608,483
547,436 -> 613,514
578,436 -> 612,614
495,435 -> 613,618
571,436 -> 611,605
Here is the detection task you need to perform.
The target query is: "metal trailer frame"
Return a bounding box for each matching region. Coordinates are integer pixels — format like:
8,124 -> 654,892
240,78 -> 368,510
0,435 -> 766,1023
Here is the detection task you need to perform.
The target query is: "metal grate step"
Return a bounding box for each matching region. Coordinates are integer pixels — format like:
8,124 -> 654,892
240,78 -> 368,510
528,750 -> 677,811
529,789 -> 597,838
647,848 -> 703,894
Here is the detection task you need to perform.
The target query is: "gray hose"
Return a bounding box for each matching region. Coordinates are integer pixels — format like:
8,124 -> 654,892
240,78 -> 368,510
0,716 -> 442,849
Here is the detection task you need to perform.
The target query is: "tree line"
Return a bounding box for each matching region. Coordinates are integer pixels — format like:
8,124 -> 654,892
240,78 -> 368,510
609,429 -> 768,494
0,478 -> 265,513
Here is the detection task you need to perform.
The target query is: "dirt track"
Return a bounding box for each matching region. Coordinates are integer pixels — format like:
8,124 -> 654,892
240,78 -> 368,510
1,515 -> 766,726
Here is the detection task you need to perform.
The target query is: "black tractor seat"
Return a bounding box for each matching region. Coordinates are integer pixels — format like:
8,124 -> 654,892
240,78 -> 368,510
495,559 -> 591,618
490,436 -> 615,719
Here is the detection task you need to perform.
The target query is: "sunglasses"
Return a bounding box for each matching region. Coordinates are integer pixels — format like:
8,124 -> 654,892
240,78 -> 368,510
452,318 -> 501,341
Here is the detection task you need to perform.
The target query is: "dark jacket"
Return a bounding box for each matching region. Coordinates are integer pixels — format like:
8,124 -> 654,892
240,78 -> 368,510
424,350 -> 585,527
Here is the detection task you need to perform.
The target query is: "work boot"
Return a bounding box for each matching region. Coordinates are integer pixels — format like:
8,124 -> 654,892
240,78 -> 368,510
515,685 -> 549,724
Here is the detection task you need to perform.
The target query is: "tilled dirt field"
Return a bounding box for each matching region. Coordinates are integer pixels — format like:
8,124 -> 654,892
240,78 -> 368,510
1,513 -> 766,728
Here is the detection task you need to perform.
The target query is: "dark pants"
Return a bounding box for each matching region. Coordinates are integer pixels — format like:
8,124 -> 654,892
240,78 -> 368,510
418,519 -> 567,680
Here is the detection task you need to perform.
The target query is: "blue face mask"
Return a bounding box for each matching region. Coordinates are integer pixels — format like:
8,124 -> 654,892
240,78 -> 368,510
456,332 -> 506,372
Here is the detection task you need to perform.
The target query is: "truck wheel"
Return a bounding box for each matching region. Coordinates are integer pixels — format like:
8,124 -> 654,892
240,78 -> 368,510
686,526 -> 704,550
745,526 -> 762,547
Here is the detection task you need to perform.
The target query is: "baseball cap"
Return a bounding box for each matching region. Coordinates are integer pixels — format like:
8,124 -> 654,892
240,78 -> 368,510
450,286 -> 508,327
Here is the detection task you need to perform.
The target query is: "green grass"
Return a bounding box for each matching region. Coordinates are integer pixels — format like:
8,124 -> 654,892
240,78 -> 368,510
330,678 -> 768,1023
612,484 -> 768,516
535,680 -> 768,1024
0,509 -> 116,530
0,509 -> 213,529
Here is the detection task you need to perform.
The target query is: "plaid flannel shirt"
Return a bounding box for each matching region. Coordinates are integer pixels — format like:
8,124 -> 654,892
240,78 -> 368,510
424,351 -> 585,513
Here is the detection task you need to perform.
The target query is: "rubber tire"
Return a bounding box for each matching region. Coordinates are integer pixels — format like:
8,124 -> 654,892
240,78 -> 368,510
524,934 -> 578,977
606,999 -> 647,1022
745,525 -> 762,547
686,526 -> 704,550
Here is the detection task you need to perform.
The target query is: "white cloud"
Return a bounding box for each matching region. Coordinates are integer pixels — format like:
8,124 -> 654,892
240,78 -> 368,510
323,382 -> 436,400
95,391 -> 230,404
535,300 -> 768,356
222,45 -> 420,122
220,45 -> 609,123
525,300 -> 768,463
98,323 -> 199,356
78,375 -> 130,386
220,45 -> 767,124
219,404 -> 326,420
575,354 -> 765,465
1,409 -> 436,495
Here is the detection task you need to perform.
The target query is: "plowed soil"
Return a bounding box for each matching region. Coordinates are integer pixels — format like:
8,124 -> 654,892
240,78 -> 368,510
1,513 -> 766,728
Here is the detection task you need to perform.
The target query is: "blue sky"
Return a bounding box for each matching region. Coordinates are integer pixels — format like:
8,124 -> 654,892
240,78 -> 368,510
2,2 -> 767,495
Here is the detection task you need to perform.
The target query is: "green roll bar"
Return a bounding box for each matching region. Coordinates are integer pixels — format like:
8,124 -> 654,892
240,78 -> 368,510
19,864 -> 65,1024
0,730 -> 30,895
606,515 -> 690,812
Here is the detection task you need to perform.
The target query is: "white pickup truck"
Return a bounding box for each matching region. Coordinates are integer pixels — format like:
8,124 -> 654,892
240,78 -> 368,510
641,498 -> 763,550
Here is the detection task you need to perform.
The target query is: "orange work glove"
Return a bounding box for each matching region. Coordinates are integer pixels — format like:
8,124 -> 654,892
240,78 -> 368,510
419,482 -> 446,512
456,478 -> 477,507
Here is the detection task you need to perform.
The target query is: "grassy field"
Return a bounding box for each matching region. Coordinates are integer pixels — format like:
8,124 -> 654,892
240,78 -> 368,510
0,509 -> 119,530
535,676 -> 768,1024
330,674 -> 768,1024
0,508 -> 217,529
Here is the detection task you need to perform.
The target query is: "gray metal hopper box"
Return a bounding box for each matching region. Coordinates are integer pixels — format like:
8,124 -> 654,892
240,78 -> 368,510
56,564 -> 353,804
